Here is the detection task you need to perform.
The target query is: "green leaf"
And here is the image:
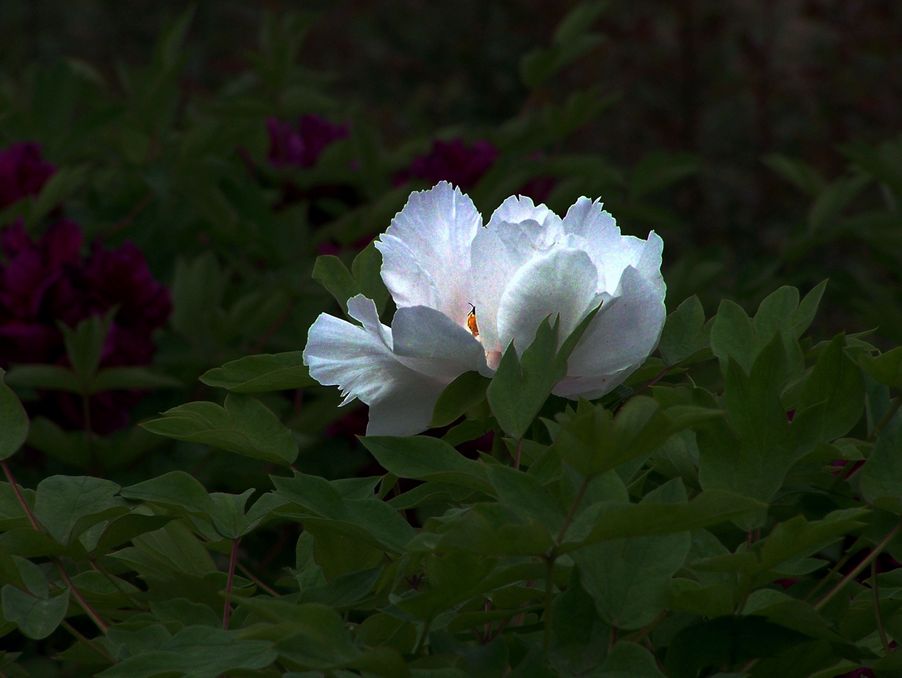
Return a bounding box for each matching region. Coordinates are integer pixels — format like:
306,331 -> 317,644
710,299 -> 756,373
141,394 -> 298,465
808,174 -> 870,232
762,154 -> 825,196
351,243 -> 390,314
60,314 -> 112,386
554,397 -> 721,478
33,475 -> 124,545
312,255 -> 358,311
30,165 -> 88,225
631,152 -> 699,200
574,480 -> 691,629
858,346 -> 902,389
273,473 -> 415,553
209,489 -> 255,539
562,490 -> 765,552
789,335 -> 864,444
1,585 -> 69,640
200,352 -> 311,393
0,369 -> 29,460
121,471 -> 215,516
658,296 -> 708,365
89,367 -> 182,393
791,280 -> 828,339
487,465 -> 564,531
488,310 -> 598,439
430,371 -> 491,427
3,365 -> 81,394
860,412 -> 902,511
361,436 -> 492,493
96,625 -> 277,678
600,642 -> 667,678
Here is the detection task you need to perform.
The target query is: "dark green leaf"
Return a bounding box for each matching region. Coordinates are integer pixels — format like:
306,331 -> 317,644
33,475 -> 124,545
430,371 -> 491,427
141,394 -> 298,465
312,255 -> 358,312
0,369 -> 29,460
658,296 -> 708,365
3,365 -> 81,394
200,352 -> 311,393
89,367 -> 182,393
361,436 -> 492,493
1,585 -> 69,640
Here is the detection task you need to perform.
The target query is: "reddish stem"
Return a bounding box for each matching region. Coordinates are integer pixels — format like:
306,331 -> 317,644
223,538 -> 241,629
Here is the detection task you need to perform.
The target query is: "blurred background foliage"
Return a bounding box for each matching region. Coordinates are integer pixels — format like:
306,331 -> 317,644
0,1 -> 899,489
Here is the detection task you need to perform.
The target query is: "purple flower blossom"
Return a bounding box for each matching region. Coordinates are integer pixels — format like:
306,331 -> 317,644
398,139 -> 498,190
267,115 -> 349,168
0,219 -> 171,433
0,142 -> 56,209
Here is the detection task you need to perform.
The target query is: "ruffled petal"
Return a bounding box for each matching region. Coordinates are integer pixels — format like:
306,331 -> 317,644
495,248 -> 600,355
303,296 -> 447,435
487,195 -> 561,234
564,265 -> 666,383
391,305 -> 490,380
375,182 -> 481,324
562,197 -> 663,294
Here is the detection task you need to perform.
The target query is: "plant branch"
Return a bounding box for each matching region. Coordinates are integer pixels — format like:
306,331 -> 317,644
873,560 -> 891,654
56,561 -> 109,633
222,537 -> 241,629
815,522 -> 902,611
1,460 -> 40,531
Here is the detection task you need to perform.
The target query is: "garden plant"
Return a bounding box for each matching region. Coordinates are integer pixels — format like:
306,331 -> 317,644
1,4 -> 901,677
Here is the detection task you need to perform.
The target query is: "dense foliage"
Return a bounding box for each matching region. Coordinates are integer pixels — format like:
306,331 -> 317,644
0,4 -> 900,676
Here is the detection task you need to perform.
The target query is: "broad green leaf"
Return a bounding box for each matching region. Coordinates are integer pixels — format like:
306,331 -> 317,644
631,152 -> 699,200
235,599 -> 359,669
549,571 -> 609,675
273,473 -> 415,553
488,309 -> 598,439
96,625 -> 277,678
658,296 -> 708,365
312,255 -> 358,312
791,280 -> 828,339
361,436 -> 492,493
0,369 -> 29,460
3,365 -> 81,394
351,243 -> 389,314
554,397 -> 721,478
710,300 -> 756,373
200,352 -> 311,392
574,480 -> 691,629
33,475 -> 124,545
808,174 -> 870,232
488,465 -> 564,530
430,371 -> 491,427
1,585 -> 69,640
435,502 -> 554,556
860,413 -> 902,511
89,367 -> 182,393
789,335 -> 864,444
121,471 -> 215,515
858,346 -> 902,389
110,521 -> 217,581
209,489 -> 255,539
600,642 -> 667,678
562,490 -> 765,552
141,394 -> 298,465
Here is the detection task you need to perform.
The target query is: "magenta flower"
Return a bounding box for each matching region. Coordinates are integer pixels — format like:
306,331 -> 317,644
267,115 -> 349,168
398,139 -> 498,190
0,142 -> 56,209
0,220 -> 171,433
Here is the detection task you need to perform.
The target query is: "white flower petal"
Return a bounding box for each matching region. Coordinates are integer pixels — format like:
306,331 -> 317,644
565,265 -> 666,381
303,297 -> 446,435
552,365 -> 635,400
487,195 -> 561,233
391,305 -> 490,380
562,197 -> 662,293
495,248 -> 600,354
375,182 -> 481,323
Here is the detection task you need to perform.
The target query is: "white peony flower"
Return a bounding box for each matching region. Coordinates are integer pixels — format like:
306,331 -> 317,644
303,182 -> 666,436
